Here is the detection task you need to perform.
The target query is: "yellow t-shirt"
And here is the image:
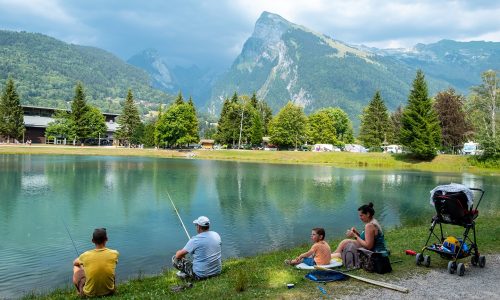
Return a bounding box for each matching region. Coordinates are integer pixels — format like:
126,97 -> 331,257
78,248 -> 119,297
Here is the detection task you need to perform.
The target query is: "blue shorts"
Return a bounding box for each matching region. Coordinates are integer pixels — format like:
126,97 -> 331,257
303,257 -> 316,266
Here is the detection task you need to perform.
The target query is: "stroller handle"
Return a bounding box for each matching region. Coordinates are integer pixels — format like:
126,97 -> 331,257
469,188 -> 485,211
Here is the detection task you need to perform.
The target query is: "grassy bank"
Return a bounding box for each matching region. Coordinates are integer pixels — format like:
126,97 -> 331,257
27,212 -> 500,300
1,145 -> 499,174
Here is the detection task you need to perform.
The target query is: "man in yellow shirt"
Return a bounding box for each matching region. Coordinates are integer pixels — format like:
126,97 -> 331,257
72,228 -> 119,297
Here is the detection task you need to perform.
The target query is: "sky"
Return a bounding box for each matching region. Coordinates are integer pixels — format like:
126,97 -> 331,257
1,0 -> 499,69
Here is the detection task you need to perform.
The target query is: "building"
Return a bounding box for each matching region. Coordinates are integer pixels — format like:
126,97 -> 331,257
22,105 -> 119,144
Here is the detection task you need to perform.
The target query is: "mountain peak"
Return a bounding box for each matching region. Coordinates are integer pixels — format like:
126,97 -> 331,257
253,11 -> 293,42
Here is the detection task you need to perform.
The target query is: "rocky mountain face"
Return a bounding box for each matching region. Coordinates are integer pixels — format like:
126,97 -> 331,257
208,12 -> 499,125
127,49 -> 217,107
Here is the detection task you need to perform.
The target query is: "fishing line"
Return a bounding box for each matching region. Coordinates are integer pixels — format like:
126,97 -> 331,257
166,189 -> 191,240
61,216 -> 80,256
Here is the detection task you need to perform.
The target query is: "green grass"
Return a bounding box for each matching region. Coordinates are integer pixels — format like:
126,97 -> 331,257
26,212 -> 500,300
1,145 -> 499,174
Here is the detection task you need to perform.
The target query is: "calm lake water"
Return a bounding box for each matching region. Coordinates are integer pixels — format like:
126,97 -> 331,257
0,154 -> 498,298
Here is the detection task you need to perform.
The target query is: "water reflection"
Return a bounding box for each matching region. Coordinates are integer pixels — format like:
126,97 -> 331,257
0,155 -> 498,298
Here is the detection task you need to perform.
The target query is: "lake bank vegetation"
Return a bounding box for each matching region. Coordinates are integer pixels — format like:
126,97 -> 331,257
1,70 -> 498,165
1,146 -> 498,174
26,211 -> 500,299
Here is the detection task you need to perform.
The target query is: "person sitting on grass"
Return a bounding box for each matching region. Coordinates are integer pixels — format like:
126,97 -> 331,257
285,227 -> 331,266
331,202 -> 388,258
173,216 -> 222,280
72,228 -> 119,297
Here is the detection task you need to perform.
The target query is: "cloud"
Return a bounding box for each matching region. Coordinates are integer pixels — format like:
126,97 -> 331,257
1,0 -> 499,68
0,0 -> 76,25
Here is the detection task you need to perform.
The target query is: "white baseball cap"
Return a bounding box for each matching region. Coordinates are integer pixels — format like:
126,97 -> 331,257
193,216 -> 210,226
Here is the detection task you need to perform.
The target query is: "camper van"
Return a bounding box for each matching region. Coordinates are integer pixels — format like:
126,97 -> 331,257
462,142 -> 480,155
383,145 -> 403,154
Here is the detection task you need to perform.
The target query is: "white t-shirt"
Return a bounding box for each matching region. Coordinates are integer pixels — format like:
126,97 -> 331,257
183,231 -> 222,278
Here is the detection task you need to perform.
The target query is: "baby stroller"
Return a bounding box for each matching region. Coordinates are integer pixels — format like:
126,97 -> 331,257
415,183 -> 485,276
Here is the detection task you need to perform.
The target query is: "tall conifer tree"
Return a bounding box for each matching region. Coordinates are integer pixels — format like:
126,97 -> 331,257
0,78 -> 25,142
400,70 -> 441,159
70,82 -> 90,142
116,89 -> 141,146
359,91 -> 390,149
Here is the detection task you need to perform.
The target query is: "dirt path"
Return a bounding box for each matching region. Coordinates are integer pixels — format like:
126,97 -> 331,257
341,254 -> 500,300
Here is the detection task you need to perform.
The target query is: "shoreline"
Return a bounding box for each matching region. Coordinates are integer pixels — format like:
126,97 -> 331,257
1,145 -> 499,175
23,212 -> 500,299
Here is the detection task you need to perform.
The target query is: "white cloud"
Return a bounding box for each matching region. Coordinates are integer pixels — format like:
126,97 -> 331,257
228,0 -> 500,48
0,0 -> 77,25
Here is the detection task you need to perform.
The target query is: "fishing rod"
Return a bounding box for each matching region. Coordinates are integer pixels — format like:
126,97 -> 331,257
61,216 -> 80,256
166,189 -> 191,240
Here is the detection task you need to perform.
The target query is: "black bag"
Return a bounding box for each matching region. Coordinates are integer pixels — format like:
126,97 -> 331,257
358,248 -> 392,274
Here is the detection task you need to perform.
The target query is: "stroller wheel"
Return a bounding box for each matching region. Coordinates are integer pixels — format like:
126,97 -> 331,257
416,253 -> 423,266
423,255 -> 431,267
479,255 -> 486,268
458,263 -> 465,276
471,255 -> 479,266
447,261 -> 456,274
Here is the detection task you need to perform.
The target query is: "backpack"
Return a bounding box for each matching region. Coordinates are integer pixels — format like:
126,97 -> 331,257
341,241 -> 360,269
358,248 -> 392,274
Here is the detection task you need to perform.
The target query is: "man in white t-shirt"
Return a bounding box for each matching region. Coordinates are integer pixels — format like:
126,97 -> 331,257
172,216 -> 222,279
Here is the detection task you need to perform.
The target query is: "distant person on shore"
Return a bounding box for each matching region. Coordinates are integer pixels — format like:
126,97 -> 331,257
73,228 -> 120,297
173,216 -> 222,279
285,227 -> 331,266
331,202 -> 388,258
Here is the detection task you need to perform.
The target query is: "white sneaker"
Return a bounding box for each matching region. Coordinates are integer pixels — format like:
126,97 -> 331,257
176,271 -> 187,278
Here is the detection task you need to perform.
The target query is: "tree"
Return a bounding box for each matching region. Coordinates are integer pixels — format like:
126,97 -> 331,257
142,121 -> 157,147
174,92 -> 184,105
320,107 -> 354,145
116,89 -> 141,147
83,105 -> 107,140
249,111 -> 263,146
70,82 -> 90,142
388,105 -> 403,144
0,78 -> 25,142
467,70 -> 499,158
45,110 -> 75,142
257,100 -> 273,136
307,110 -> 337,144
358,91 -> 391,149
400,70 -> 441,160
155,101 -> 199,147
215,97 -> 240,146
434,88 -> 471,153
269,102 -> 307,149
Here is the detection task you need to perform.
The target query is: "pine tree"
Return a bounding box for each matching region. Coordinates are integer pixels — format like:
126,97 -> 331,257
70,82 -> 90,143
215,97 -> 239,146
0,78 -> 25,142
116,89 -> 141,146
434,88 -> 471,153
400,70 -> 441,160
359,91 -> 391,150
174,92 -> 184,105
250,92 -> 258,109
231,92 -> 239,103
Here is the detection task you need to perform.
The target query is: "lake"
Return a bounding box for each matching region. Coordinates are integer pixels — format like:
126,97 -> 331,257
0,154 -> 498,298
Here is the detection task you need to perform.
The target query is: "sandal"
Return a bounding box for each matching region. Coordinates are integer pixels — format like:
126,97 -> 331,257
284,259 -> 292,265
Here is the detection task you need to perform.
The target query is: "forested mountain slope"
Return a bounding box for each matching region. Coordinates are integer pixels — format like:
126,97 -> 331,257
0,30 -> 171,113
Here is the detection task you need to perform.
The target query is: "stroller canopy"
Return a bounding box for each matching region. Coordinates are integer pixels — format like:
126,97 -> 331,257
430,183 -> 474,209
